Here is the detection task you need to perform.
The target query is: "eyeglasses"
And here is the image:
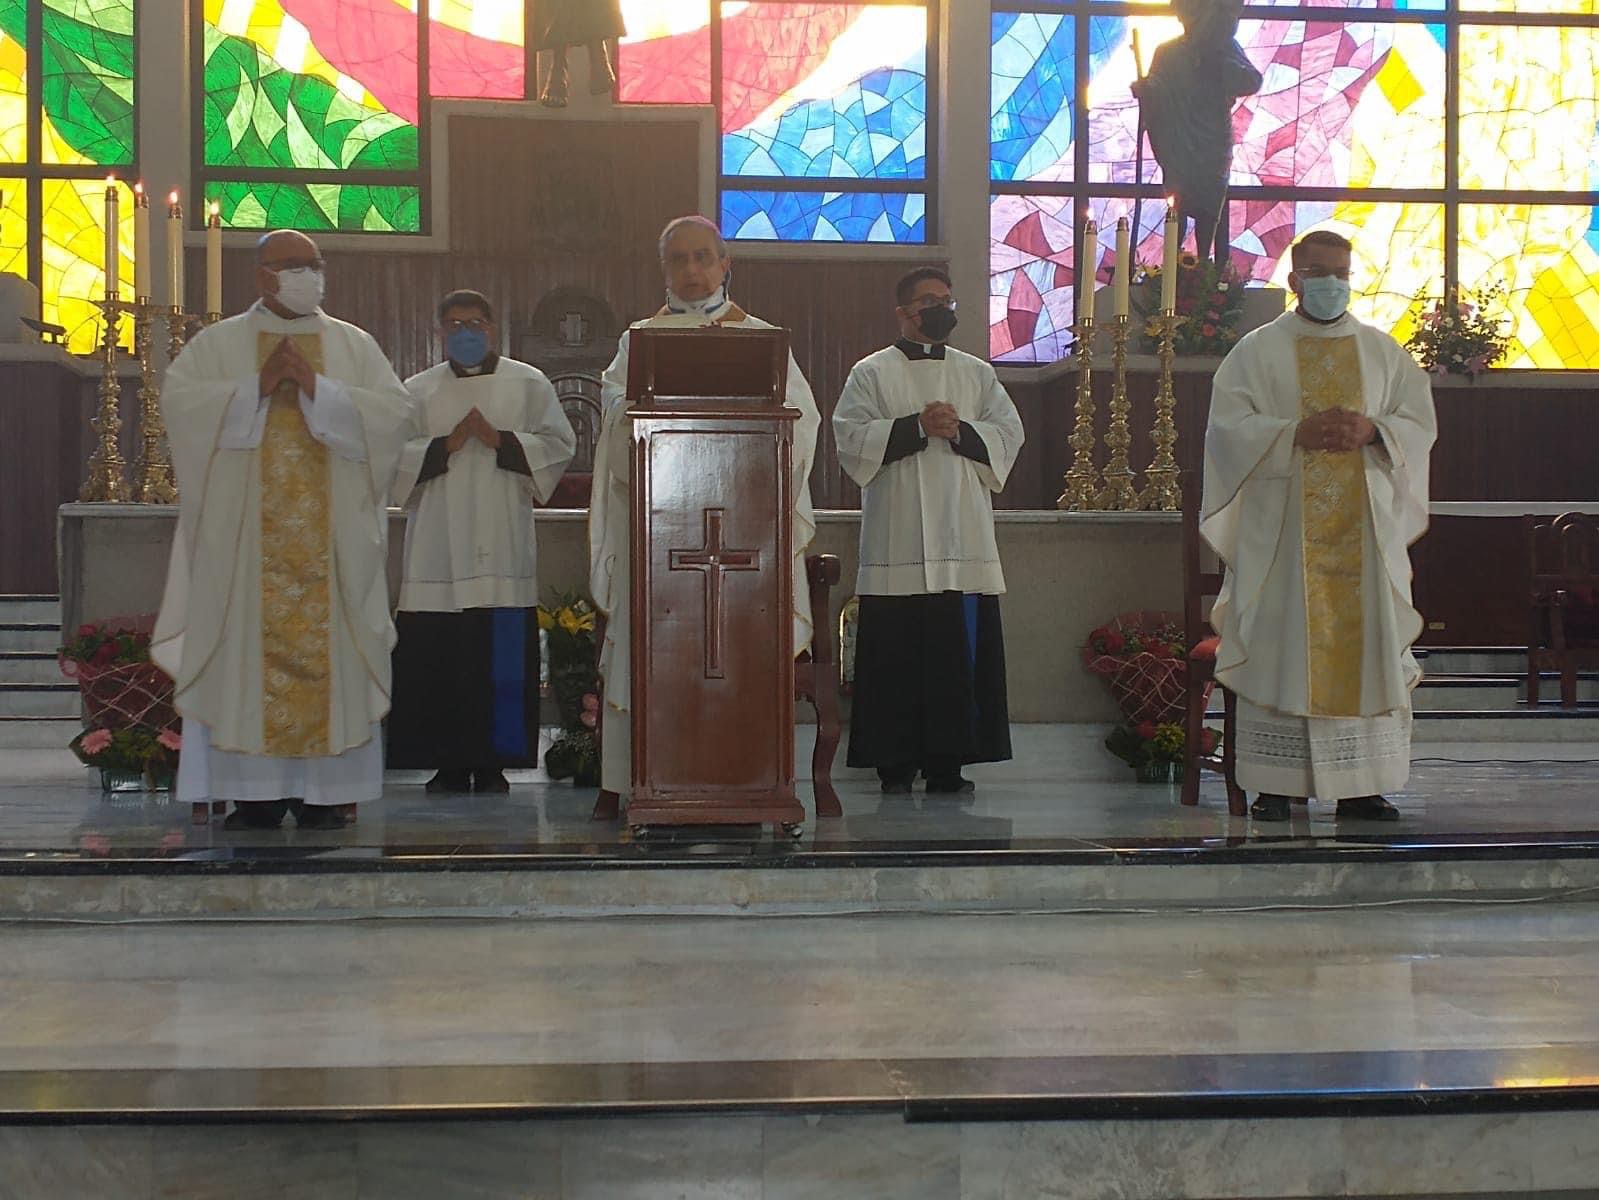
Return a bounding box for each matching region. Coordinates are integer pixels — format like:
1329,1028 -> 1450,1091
907,296 -> 958,313
441,318 -> 492,333
1296,265 -> 1350,280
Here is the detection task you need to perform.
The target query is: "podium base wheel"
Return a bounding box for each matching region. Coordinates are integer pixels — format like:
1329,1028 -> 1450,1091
781,822 -> 804,840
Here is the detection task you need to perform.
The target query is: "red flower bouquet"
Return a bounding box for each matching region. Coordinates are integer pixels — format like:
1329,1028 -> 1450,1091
1082,610 -> 1209,727
58,615 -> 177,733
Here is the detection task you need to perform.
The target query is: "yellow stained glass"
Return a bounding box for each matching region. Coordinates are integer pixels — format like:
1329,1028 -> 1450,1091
1459,204 -> 1599,369
0,27 -> 24,164
1459,25 -> 1599,191
1461,1 -> 1598,11
0,178 -> 25,278
41,177 -> 135,354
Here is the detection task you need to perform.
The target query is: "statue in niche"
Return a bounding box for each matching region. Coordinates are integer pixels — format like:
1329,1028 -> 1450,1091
1130,0 -> 1262,265
534,0 -> 627,108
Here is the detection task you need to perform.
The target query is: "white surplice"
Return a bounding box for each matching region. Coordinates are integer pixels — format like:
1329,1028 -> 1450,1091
833,343 -> 1024,596
588,310 -> 820,796
153,302 -> 414,805
393,357 -> 577,612
1202,309 -> 1437,800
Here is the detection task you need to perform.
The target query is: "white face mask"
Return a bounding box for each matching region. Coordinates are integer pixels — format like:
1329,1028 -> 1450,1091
665,282 -> 731,320
271,266 -> 325,316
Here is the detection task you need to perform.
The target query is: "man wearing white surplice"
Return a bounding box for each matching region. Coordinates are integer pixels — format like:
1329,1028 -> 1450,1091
588,215 -> 820,802
153,230 -> 414,831
1202,230 -> 1437,824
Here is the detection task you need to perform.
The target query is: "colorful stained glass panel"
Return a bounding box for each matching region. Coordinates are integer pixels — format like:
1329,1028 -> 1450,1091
0,21 -> 23,163
0,175 -> 24,277
722,188 -> 925,243
428,0 -> 525,99
721,4 -> 927,181
1461,1 -> 1597,11
42,177 -> 135,353
990,192 -> 1075,364
7,0 -> 136,166
1458,25 -> 1599,191
209,179 -> 422,233
618,0 -> 713,104
1459,204 -> 1599,368
991,13 -> 1073,183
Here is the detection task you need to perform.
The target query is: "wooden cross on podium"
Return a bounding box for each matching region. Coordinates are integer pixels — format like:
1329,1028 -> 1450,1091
670,507 -> 760,679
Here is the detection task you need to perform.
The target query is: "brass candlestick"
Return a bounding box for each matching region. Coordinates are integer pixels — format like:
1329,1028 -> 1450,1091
80,297 -> 131,503
130,302 -> 177,504
1096,313 -> 1139,510
1139,307 -> 1182,511
164,305 -> 190,361
1056,315 -> 1102,510
204,311 -> 222,326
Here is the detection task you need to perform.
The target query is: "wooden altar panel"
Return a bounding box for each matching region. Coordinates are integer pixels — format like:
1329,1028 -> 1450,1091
630,414 -> 802,823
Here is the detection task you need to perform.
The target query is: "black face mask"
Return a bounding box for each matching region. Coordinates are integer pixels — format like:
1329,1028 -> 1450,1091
917,304 -> 959,343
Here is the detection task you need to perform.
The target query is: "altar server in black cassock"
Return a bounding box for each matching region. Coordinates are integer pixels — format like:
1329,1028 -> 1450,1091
387,290 -> 576,793
833,267 -> 1025,794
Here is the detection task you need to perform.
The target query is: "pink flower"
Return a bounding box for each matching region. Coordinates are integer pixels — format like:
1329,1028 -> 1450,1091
581,693 -> 600,714
579,710 -> 598,729
77,624 -> 96,638
157,729 -> 182,752
1466,355 -> 1487,374
81,728 -> 113,755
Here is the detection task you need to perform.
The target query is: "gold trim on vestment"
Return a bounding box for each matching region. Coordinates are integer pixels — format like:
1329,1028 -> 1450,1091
258,332 -> 332,756
1295,335 -> 1367,717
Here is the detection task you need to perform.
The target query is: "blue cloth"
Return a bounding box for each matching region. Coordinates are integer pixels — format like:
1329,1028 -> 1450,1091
490,608 -> 528,759
962,594 -> 980,670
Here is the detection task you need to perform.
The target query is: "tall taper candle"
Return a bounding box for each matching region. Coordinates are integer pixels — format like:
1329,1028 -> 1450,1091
1079,219 -> 1098,320
1113,217 -> 1130,318
166,192 -> 184,311
103,177 -> 120,298
206,202 -> 222,316
132,182 -> 151,300
1160,203 -> 1179,312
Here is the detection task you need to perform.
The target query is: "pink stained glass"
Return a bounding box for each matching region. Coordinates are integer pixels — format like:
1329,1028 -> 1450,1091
990,193 -> 1076,363
278,0 -> 420,121
718,4 -> 858,133
618,4 -> 712,105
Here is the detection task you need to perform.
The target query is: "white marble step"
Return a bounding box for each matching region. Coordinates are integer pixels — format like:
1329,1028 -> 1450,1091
0,595 -> 60,625
1417,647 -> 1528,675
1414,674 -> 1599,710
0,717 -> 79,749
0,684 -> 79,718
0,651 -> 62,686
0,624 -> 60,653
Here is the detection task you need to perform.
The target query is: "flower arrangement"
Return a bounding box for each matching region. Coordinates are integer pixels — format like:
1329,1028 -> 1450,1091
1082,610 -> 1205,728
70,725 -> 181,791
1404,283 -> 1510,377
1105,721 -> 1221,783
537,592 -> 601,786
1136,255 -> 1246,357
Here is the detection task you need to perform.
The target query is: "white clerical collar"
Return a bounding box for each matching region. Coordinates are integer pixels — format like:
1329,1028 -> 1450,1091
249,298 -> 325,325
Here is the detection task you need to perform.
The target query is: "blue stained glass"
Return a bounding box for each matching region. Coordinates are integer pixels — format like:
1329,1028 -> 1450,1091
991,14 -> 1074,183
722,189 -> 927,243
724,51 -> 927,180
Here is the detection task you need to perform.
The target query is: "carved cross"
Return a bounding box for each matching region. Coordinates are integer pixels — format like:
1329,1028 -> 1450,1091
669,508 -> 759,679
558,310 -> 590,347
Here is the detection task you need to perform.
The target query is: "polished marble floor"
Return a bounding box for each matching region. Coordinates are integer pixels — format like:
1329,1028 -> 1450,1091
1,726 -> 1597,856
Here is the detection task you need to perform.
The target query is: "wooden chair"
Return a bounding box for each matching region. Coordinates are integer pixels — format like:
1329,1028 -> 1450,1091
591,553 -> 844,821
1526,512 -> 1599,709
1179,472 -> 1246,815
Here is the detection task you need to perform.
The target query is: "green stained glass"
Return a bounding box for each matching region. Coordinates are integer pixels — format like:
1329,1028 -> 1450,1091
0,0 -> 137,166
202,25 -> 417,172
210,180 -> 422,235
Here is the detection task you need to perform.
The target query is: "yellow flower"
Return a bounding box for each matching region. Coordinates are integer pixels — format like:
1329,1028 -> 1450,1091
536,608 -> 555,632
575,613 -> 596,632
558,607 -> 583,635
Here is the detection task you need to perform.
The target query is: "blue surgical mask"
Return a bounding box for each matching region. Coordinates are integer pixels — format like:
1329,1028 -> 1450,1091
447,325 -> 490,367
1298,276 -> 1351,322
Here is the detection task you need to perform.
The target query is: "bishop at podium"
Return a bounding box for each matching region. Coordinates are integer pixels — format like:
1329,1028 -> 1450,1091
588,215 -> 821,801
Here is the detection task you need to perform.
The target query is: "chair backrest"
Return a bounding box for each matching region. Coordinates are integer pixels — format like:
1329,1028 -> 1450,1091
1181,471 -> 1222,645
1527,512 -> 1599,597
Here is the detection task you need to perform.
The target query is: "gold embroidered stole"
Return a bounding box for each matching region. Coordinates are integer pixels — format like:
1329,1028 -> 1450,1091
257,332 -> 332,756
1295,335 -> 1367,717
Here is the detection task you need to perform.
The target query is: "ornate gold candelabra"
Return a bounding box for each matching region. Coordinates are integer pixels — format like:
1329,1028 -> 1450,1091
1095,313 -> 1139,510
1056,315 -> 1102,510
130,302 -> 178,504
1139,308 -> 1182,511
80,297 -> 131,503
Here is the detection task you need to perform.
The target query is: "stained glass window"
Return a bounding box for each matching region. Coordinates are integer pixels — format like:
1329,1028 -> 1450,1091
0,0 -> 139,352
991,2 -> 1599,367
620,2 -> 933,244
429,0 -> 525,100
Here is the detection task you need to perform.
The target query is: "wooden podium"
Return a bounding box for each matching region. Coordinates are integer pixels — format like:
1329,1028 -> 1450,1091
626,326 -> 806,832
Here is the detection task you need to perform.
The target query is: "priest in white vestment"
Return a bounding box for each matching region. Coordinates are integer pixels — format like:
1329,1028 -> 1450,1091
588,215 -> 820,802
153,231 -> 414,830
1202,230 -> 1437,823
834,267 -> 1024,794
388,289 -> 576,793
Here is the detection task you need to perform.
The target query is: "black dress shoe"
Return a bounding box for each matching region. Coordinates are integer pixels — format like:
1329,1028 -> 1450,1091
426,770 -> 472,794
473,769 -> 511,794
925,775 -> 975,795
880,779 -> 913,795
1249,793 -> 1293,822
222,799 -> 289,830
294,805 -> 349,830
1336,795 -> 1400,822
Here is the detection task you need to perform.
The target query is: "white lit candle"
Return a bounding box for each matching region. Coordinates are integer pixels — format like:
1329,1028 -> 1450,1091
132,182 -> 151,301
1113,217 -> 1130,319
167,191 -> 184,311
1079,219 -> 1098,320
205,201 -> 222,316
103,177 -> 120,299
1160,203 -> 1179,313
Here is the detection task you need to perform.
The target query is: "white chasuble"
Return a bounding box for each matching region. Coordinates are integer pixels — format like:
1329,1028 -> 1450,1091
587,309 -> 820,795
1201,310 -> 1436,800
833,345 -> 1024,596
393,358 -> 577,612
153,302 -> 414,800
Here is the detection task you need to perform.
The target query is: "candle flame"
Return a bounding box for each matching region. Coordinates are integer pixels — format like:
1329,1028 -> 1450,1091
133,181 -> 144,197
208,201 -> 220,219
169,189 -> 179,205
